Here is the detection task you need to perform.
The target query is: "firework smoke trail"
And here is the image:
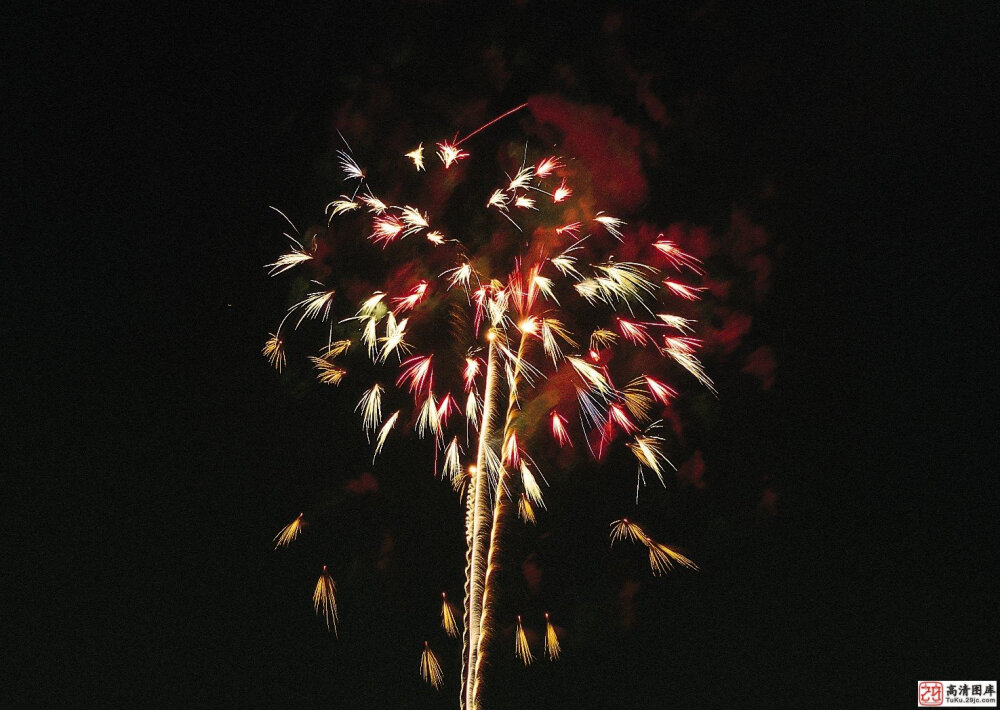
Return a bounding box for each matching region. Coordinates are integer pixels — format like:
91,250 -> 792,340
264,103 -> 712,708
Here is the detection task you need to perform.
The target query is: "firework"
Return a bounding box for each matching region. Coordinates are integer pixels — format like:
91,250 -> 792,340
264,105 -> 717,707
441,592 -> 460,637
313,565 -> 338,635
544,613 -> 561,661
421,641 -> 444,689
515,615 -> 534,666
273,513 -> 304,549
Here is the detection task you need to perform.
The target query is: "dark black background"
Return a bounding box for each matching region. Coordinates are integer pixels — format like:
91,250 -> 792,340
8,1 -> 997,707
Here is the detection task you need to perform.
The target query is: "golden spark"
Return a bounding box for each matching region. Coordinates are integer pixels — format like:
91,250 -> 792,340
313,565 -> 339,635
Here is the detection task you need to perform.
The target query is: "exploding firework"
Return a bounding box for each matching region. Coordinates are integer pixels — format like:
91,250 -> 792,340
264,104 -> 710,707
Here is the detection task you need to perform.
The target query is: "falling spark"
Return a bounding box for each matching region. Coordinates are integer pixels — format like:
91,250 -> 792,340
507,165 -> 534,191
265,238 -> 313,276
441,593 -> 460,637
373,411 -> 400,460
378,313 -> 413,363
540,318 -> 576,366
627,431 -> 676,486
426,230 -> 446,245
653,238 -> 704,274
293,289 -> 337,328
356,384 -> 384,437
262,333 -> 285,372
514,195 -> 537,210
371,215 -> 405,247
336,150 -> 365,181
544,613 -> 561,661
550,412 -> 572,447
397,355 -> 434,395
360,193 -> 389,214
617,318 -> 652,346
555,221 -> 581,237
273,513 -> 304,548
647,540 -> 699,575
420,642 -> 444,689
416,394 -> 440,439
608,404 -> 638,434
502,432 -> 520,468
321,339 -> 352,358
325,196 -> 360,219
463,357 -> 482,390
309,356 -> 346,385
656,314 -> 696,333
399,205 -> 430,236
487,189 -> 510,211
589,329 -> 618,350
392,280 -> 429,313
552,179 -> 572,203
609,518 -> 648,546
663,280 -> 705,301
313,566 -> 339,635
643,375 -> 677,404
518,494 -> 536,524
405,143 -> 425,171
594,212 -> 625,240
568,356 -> 613,398
520,461 -> 546,509
436,141 -> 468,168
534,156 -> 563,178
515,616 -> 534,666
443,437 -> 462,481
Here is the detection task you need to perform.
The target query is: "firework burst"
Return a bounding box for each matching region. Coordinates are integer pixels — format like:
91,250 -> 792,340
264,104 -> 716,707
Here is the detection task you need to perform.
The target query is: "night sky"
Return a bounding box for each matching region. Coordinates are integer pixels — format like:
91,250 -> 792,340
9,2 -> 997,708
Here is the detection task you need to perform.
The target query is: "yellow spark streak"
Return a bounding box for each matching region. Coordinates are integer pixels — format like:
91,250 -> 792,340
443,436 -> 463,481
518,316 -> 538,335
589,329 -> 618,350
627,433 -> 676,485
420,642 -> 445,689
373,411 -> 400,460
518,494 -> 536,525
593,261 -> 659,305
465,390 -> 479,426
520,461 -> 546,509
540,318 -> 577,366
265,239 -> 312,276
657,313 -> 696,333
647,540 -> 700,575
262,333 -> 286,372
293,289 -> 337,328
308,356 -> 346,385
405,143 -> 425,171
663,343 -> 717,394
416,394 -> 440,439
515,616 -> 534,666
378,312 -> 413,363
443,262 -> 474,291
535,156 -> 563,178
426,230 -> 446,245
441,593 -> 460,637
567,356 -> 613,397
531,274 -> 559,304
356,291 -> 386,317
463,358 -> 481,390
336,150 -> 365,181
272,513 -> 303,548
552,179 -> 572,203
360,193 -> 388,214
399,205 -> 430,236
325,196 -> 360,219
355,384 -> 383,436
609,518 -> 648,546
321,339 -> 352,358
621,380 -> 653,422
313,566 -> 338,635
514,195 -> 537,210
556,221 -> 581,237
594,212 -> 625,239
507,165 -> 534,191
544,613 -> 561,661
487,189 -> 510,210
362,316 -> 378,361
436,141 -> 468,168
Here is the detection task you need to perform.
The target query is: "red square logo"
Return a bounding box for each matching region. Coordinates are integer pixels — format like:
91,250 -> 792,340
919,681 -> 944,707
